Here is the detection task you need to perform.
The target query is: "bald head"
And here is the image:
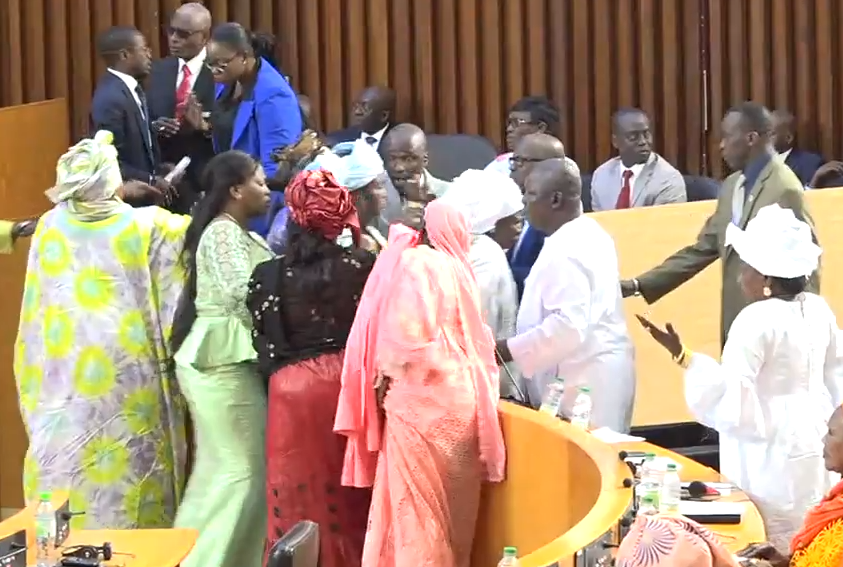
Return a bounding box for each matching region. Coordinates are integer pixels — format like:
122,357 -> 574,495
528,158 -> 582,200
384,123 -> 426,152
771,109 -> 796,153
522,158 -> 582,233
168,3 -> 211,60
515,133 -> 565,160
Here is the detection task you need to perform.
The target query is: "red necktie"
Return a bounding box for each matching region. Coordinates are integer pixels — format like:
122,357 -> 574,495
616,169 -> 633,209
175,65 -> 192,119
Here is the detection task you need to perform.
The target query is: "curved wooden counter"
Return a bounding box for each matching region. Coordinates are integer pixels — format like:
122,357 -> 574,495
472,402 -> 634,567
0,491 -> 68,544
472,402 -> 767,567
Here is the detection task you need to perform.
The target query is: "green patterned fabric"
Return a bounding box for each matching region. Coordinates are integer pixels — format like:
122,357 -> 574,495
173,216 -> 273,567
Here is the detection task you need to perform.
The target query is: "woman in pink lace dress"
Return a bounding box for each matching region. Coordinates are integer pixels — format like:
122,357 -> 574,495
335,200 -> 507,567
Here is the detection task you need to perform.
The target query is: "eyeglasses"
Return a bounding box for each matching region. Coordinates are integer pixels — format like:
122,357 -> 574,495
509,155 -> 544,171
167,26 -> 202,40
205,55 -> 239,73
506,117 -> 535,129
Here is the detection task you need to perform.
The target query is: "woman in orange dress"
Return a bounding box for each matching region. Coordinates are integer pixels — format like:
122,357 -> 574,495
335,199 -> 507,567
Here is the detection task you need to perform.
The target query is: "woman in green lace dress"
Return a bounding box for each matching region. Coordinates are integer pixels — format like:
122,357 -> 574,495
170,150 -> 274,567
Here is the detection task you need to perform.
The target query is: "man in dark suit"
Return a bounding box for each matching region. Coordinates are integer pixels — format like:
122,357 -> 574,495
506,133 -> 567,297
90,26 -> 172,206
771,109 -> 827,186
148,3 -> 215,213
325,86 -> 396,150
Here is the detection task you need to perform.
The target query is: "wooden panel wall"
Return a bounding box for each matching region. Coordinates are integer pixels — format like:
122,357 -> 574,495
0,1 -> 840,176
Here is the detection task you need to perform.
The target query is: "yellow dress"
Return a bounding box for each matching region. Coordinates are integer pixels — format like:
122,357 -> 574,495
15,204 -> 190,528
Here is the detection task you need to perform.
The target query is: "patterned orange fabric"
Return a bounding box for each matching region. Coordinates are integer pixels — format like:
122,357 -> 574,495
790,478 -> 843,553
616,514 -> 740,567
334,223 -> 421,487
350,200 -> 506,567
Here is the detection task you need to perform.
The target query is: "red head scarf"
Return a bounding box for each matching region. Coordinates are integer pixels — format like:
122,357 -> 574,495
286,168 -> 361,244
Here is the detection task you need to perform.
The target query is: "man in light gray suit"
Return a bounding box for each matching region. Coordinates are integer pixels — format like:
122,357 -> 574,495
591,108 -> 686,211
380,123 -> 452,228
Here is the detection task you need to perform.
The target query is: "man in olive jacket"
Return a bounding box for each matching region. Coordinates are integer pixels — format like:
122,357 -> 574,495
621,102 -> 819,347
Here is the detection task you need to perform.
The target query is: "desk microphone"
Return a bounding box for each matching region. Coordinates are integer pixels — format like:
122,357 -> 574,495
686,480 -> 721,500
60,510 -> 86,522
496,349 -> 530,406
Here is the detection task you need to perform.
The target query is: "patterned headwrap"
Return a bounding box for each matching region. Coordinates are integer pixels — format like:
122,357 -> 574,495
286,168 -> 361,244
44,130 -> 127,221
616,514 -> 740,567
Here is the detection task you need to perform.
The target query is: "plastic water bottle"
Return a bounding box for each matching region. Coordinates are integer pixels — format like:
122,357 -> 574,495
34,491 -> 56,567
497,546 -> 520,567
636,453 -> 660,509
660,463 -> 681,513
539,377 -> 565,417
638,494 -> 658,515
570,386 -> 592,429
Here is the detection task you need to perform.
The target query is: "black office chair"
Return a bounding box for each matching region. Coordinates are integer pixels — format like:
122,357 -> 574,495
683,175 -> 720,202
580,173 -> 593,212
266,520 -> 320,567
426,134 -> 498,181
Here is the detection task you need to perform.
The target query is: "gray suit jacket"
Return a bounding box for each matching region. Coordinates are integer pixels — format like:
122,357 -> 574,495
378,169 -> 453,231
590,153 -> 687,211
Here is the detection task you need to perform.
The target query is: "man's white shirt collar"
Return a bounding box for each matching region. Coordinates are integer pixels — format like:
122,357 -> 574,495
179,47 -> 207,79
108,68 -> 139,91
360,124 -> 390,145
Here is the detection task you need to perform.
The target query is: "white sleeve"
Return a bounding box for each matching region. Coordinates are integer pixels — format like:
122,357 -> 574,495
507,256 -> 591,376
823,324 -> 843,408
683,308 -> 768,441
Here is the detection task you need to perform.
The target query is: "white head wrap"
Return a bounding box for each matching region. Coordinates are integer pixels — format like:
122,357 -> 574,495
44,130 -> 127,220
305,149 -> 346,180
724,203 -> 821,278
440,169 -> 524,234
332,139 -> 386,190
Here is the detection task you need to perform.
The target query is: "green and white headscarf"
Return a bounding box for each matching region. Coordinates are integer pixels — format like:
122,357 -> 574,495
44,130 -> 128,221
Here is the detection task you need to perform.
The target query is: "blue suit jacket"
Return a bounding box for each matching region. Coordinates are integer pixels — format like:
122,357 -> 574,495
214,58 -> 303,235
507,225 -> 545,298
784,148 -> 824,186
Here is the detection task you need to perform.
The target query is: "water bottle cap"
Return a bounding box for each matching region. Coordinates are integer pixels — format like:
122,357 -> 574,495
504,547 -> 517,555
644,453 -> 656,458
578,386 -> 591,393
39,491 -> 51,501
641,494 -> 655,503
667,463 -> 677,470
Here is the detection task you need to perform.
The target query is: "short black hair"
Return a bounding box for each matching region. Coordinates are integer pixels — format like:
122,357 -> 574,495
771,276 -> 808,296
728,101 -> 773,135
97,26 -> 141,61
510,96 -> 560,135
612,107 -> 648,133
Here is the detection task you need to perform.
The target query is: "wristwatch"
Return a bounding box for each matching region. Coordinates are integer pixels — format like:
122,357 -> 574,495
632,278 -> 642,297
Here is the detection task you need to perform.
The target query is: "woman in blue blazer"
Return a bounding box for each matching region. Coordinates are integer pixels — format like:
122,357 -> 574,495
203,23 -> 303,235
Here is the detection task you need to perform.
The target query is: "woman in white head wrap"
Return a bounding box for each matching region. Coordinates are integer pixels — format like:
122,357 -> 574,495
15,131 -> 193,529
440,169 -> 524,399
637,204 -> 842,550
332,139 -> 388,252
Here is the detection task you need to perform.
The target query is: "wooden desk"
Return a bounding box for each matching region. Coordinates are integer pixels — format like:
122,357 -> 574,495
58,528 -> 197,567
617,441 -> 766,551
0,492 -> 196,567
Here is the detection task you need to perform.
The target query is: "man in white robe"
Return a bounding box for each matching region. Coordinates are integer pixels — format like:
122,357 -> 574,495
495,159 -> 636,432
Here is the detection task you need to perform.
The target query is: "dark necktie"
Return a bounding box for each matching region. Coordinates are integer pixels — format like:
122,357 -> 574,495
365,136 -> 377,146
134,85 -> 152,146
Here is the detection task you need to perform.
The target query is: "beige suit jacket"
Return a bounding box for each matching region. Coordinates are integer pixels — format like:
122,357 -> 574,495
636,157 -> 819,346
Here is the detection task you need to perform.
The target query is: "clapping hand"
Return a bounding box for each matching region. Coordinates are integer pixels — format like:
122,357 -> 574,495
635,314 -> 683,359
181,93 -> 204,131
151,117 -> 180,138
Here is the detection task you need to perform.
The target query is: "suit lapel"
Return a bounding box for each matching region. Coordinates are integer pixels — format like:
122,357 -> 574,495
160,58 -> 179,117
194,66 -> 215,107
631,157 -> 658,207
738,162 -> 774,227
112,75 -> 154,163
231,100 -> 254,148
